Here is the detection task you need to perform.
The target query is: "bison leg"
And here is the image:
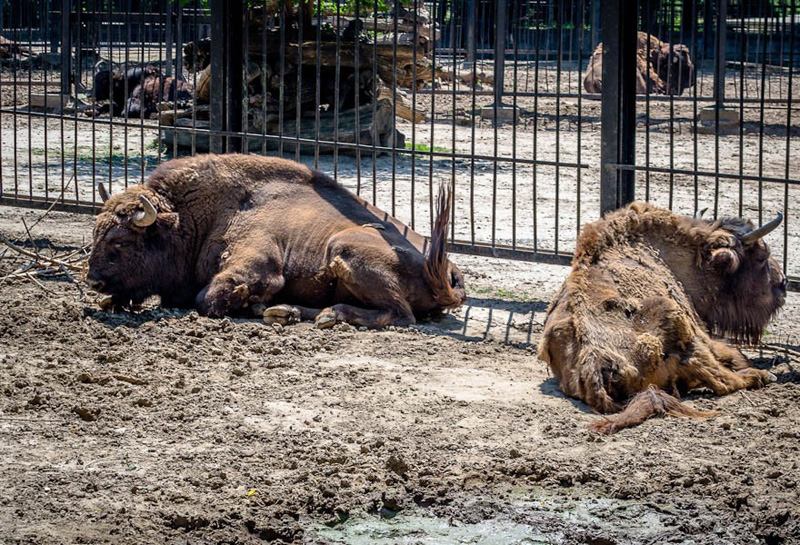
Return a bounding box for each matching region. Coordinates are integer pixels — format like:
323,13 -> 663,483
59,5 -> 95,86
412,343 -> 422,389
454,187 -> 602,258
681,337 -> 775,395
689,360 -> 775,395
196,252 -> 285,319
261,303 -> 411,329
315,229 -> 417,329
706,338 -> 749,371
313,304 -> 415,329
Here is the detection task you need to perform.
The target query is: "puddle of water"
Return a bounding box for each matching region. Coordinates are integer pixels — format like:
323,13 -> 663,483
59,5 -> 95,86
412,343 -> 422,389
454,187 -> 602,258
310,491 -> 669,545
313,514 -> 554,545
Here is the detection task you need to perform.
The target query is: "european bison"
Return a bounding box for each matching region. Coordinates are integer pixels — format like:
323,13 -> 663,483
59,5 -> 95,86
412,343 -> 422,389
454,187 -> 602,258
538,202 -> 786,433
584,32 -> 695,95
87,154 -> 466,328
92,65 -> 193,118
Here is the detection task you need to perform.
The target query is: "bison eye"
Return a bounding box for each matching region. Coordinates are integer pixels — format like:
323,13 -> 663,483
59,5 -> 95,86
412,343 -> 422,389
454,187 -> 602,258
115,241 -> 132,249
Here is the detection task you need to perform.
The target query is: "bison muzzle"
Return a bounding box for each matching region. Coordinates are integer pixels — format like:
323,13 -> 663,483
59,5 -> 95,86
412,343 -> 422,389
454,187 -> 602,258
538,202 -> 786,433
87,154 -> 466,329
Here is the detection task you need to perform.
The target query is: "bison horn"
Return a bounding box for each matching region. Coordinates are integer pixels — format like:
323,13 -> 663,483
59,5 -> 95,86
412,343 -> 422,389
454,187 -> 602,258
98,183 -> 110,203
132,195 -> 158,227
741,212 -> 783,244
695,207 -> 708,219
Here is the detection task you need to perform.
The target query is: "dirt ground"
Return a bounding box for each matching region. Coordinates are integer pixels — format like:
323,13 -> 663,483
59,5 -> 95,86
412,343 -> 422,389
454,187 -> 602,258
0,203 -> 799,545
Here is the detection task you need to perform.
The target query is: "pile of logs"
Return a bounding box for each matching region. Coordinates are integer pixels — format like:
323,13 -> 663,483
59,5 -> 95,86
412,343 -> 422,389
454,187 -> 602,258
161,1 -> 436,154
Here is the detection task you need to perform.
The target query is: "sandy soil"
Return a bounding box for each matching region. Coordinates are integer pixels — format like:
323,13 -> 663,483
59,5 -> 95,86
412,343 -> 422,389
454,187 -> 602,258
0,203 -> 798,545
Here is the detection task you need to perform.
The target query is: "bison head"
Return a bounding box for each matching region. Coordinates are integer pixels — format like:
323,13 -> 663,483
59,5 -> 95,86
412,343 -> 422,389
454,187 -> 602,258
697,213 -> 786,343
87,185 -> 184,308
91,69 -> 116,103
655,43 -> 695,95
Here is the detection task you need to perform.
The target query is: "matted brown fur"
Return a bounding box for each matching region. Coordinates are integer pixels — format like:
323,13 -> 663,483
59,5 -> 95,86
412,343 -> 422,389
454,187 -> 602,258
583,32 -> 695,96
538,202 -> 786,433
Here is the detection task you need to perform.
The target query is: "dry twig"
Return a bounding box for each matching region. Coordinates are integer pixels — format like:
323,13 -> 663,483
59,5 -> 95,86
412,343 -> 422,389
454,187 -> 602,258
0,233 -> 82,272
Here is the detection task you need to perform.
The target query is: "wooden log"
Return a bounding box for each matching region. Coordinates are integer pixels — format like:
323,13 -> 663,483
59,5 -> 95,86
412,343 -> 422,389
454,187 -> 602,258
376,84 -> 426,124
161,99 -> 404,155
158,104 -> 210,125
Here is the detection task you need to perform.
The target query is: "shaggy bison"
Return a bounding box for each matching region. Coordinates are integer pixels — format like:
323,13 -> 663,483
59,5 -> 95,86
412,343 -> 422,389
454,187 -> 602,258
87,154 -> 466,328
538,202 -> 786,433
92,65 -> 193,118
584,32 -> 695,95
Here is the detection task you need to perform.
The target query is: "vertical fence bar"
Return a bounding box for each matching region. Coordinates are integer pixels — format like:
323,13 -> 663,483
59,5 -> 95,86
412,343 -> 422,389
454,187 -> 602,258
227,0 -> 244,153
493,0 -> 508,107
209,0 -> 225,154
464,0 -> 475,67
60,0 -> 71,97
600,0 -> 636,214
714,0 -> 727,109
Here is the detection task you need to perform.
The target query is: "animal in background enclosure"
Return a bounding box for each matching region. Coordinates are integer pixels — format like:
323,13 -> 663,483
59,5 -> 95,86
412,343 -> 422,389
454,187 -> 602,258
91,65 -> 193,118
583,32 -> 695,95
0,35 -> 28,59
87,154 -> 466,329
538,202 -> 786,433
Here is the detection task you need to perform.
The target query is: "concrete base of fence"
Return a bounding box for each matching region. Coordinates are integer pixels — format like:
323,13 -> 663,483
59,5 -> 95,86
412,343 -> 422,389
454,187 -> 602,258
28,93 -> 71,111
696,106 -> 740,135
480,105 -> 520,125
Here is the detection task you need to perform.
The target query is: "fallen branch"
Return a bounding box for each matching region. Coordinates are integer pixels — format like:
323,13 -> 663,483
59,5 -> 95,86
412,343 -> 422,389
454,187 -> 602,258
0,233 -> 82,272
759,343 -> 800,360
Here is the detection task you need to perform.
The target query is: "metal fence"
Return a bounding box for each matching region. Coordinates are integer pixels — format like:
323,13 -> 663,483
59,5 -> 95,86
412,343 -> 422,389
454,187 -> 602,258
0,0 -> 798,288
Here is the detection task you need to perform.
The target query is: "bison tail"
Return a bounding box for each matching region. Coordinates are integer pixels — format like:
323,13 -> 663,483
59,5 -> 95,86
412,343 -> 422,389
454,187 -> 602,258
590,386 -> 720,434
424,181 -> 466,310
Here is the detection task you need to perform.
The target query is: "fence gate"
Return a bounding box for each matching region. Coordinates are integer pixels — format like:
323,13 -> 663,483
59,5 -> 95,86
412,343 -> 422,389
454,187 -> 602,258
0,0 -> 798,288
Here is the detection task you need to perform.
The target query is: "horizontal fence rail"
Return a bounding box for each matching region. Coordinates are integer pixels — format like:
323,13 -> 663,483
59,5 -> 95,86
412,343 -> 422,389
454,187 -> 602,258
0,0 -> 798,290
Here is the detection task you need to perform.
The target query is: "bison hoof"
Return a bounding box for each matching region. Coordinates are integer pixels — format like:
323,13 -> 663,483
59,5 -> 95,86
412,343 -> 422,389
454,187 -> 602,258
263,304 -> 301,326
97,295 -> 116,310
314,309 -> 338,329
767,372 -> 778,384
250,303 -> 267,317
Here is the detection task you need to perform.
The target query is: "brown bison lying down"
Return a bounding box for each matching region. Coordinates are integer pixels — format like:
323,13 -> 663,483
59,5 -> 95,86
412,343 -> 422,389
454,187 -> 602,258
87,154 -> 465,328
92,66 -> 193,119
538,202 -> 786,433
584,32 -> 695,95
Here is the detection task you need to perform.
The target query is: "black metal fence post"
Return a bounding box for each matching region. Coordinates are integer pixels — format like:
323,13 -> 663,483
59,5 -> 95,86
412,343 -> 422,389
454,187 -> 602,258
600,0 -> 637,215
464,0 -> 475,67
493,0 -> 508,107
225,0 -> 244,153
589,0 -> 601,54
60,0 -> 71,97
713,0 -> 727,108
210,0 -> 243,153
703,0 -> 714,59
165,0 -> 174,77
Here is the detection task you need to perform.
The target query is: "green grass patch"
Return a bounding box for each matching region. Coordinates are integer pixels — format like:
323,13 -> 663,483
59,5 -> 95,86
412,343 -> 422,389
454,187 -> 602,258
404,142 -> 452,154
471,285 -> 538,303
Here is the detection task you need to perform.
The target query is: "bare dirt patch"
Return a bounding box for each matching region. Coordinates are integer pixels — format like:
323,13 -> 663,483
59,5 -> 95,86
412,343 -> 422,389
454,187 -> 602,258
0,204 -> 798,544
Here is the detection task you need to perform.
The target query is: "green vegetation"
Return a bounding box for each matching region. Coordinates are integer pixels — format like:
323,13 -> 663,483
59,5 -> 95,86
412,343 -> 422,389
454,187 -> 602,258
471,285 -> 538,303
31,143 -> 158,166
404,142 -> 451,154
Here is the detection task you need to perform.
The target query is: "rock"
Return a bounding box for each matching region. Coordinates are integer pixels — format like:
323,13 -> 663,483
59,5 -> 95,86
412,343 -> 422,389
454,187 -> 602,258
73,406 -> 99,422
386,454 -> 409,477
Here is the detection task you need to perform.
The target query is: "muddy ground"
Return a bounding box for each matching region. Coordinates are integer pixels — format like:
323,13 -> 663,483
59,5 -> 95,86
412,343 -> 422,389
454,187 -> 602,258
0,204 -> 798,545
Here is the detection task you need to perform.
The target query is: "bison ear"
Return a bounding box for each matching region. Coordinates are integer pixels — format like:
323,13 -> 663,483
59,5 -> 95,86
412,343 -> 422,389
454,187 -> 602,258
710,247 -> 740,274
158,212 -> 180,228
